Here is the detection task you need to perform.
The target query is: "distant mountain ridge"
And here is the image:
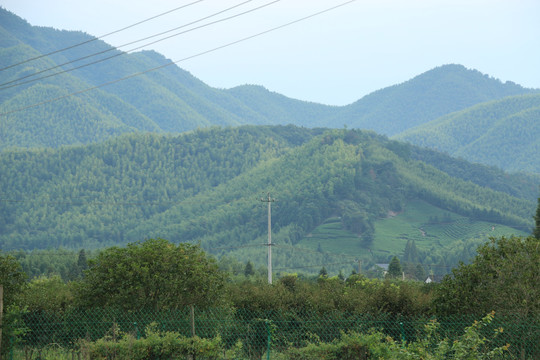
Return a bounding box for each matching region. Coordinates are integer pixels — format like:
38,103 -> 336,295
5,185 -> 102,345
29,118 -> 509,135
330,64 -> 534,135
1,7 -> 539,175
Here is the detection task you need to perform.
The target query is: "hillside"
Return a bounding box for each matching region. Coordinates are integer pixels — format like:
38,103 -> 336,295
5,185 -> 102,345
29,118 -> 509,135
2,8 -> 538,162
225,84 -> 338,127
328,64 -> 534,135
395,94 -> 540,173
0,8 -> 267,149
0,127 -> 535,274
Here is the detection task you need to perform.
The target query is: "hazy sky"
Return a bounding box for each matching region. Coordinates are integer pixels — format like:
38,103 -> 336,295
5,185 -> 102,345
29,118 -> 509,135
2,0 -> 539,105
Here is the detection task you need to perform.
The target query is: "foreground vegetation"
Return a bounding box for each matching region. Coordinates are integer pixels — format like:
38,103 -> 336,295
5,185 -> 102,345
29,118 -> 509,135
11,312 -> 515,360
1,224 -> 539,358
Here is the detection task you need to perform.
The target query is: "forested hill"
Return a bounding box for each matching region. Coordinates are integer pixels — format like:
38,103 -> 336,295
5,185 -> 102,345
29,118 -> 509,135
0,8 -> 270,149
394,93 -> 540,174
0,127 -> 535,264
1,8 -> 537,153
327,64 -> 534,135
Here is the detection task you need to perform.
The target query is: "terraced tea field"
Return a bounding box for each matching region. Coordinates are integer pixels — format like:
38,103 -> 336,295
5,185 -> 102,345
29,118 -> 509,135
297,200 -> 528,262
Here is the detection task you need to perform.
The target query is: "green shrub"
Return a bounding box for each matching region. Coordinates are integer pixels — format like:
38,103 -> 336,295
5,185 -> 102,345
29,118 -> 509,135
283,330 -> 399,359
281,313 -> 509,360
80,322 -> 242,360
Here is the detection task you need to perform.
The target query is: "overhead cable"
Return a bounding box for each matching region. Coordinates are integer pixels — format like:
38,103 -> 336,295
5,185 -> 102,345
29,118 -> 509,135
0,0 -> 205,72
0,0 -> 357,117
0,0 -> 262,89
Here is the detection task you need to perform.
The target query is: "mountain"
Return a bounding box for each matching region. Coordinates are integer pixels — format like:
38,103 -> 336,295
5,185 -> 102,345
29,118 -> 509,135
225,84 -> 338,127
395,94 -> 540,173
0,127 -> 535,274
0,8 -> 267,149
1,8 -> 537,158
328,64 -> 534,135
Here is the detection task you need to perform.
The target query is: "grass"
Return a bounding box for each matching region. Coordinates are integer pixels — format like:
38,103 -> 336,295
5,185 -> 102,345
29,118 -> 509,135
11,344 -> 78,360
297,217 -> 361,255
297,200 -> 528,262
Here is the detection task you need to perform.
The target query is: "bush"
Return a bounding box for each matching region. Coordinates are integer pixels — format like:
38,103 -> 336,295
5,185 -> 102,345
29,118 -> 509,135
281,313 -> 509,360
80,323 -> 242,360
283,331 -> 397,359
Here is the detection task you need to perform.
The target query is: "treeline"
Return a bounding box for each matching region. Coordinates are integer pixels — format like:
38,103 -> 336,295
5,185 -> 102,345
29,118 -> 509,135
3,235 -> 537,316
3,233 -> 491,285
409,145 -> 540,201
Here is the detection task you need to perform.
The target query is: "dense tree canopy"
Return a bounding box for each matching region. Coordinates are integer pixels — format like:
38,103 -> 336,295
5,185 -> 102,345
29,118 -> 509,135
0,252 -> 27,307
0,127 -> 535,276
434,236 -> 540,317
75,238 -> 225,310
0,252 -> 27,357
397,94 -> 540,173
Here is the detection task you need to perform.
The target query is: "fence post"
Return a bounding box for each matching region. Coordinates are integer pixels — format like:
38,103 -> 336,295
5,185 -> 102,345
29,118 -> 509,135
9,336 -> 14,360
266,320 -> 271,360
399,322 -> 405,345
190,305 -> 195,338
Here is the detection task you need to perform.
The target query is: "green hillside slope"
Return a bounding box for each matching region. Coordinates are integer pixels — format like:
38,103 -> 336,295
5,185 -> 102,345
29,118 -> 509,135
0,126 -> 319,249
0,127 -> 534,274
395,94 -> 540,173
330,64 -> 534,135
226,84 -> 337,126
0,39 -> 161,149
0,8 -> 265,147
296,199 -> 528,274
130,128 -> 535,273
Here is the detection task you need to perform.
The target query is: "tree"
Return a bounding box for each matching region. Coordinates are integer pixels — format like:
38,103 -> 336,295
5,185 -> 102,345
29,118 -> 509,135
414,264 -> 426,281
387,256 -> 402,279
244,261 -> 255,277
0,252 -> 27,308
0,252 -> 26,358
17,276 -> 73,312
534,196 -> 540,240
77,249 -> 88,272
68,249 -> 89,280
75,238 -> 225,310
403,240 -> 419,264
434,236 -> 540,317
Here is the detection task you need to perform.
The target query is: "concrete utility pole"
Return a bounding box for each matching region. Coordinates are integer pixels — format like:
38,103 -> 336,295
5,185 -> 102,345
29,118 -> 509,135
261,193 -> 275,284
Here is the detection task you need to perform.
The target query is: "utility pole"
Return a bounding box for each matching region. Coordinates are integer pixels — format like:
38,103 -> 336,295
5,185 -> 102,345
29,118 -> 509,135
261,193 -> 275,284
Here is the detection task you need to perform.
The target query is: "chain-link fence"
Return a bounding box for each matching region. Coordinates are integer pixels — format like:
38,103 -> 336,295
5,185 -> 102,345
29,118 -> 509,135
7,307 -> 540,359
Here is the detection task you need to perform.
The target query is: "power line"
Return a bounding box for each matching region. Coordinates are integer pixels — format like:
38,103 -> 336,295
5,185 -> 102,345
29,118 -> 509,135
0,0 -> 357,117
0,0 -> 277,90
0,0 -> 205,73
